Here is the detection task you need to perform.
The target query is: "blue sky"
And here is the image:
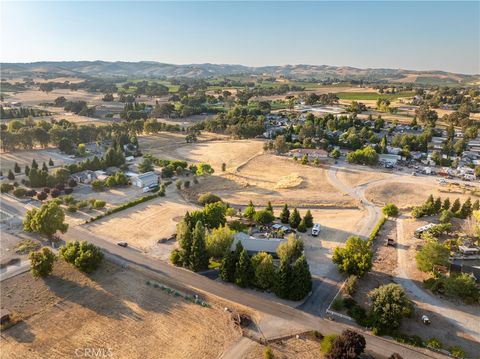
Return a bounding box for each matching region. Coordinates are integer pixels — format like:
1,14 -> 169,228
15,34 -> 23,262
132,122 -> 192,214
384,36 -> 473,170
1,1 -> 479,74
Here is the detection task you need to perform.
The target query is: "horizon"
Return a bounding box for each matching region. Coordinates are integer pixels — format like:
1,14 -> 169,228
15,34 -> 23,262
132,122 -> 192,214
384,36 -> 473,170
2,59 -> 478,76
1,1 -> 479,75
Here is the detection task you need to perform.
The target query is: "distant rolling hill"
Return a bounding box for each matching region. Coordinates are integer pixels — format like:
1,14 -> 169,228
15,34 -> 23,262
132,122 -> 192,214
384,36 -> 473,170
1,61 -> 478,85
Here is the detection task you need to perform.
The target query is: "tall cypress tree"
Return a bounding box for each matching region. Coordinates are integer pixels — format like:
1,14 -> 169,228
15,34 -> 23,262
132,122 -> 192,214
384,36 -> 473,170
274,259 -> 292,299
442,197 -> 450,210
189,221 -> 209,271
303,210 -> 314,228
31,159 -> 38,169
289,208 -> 301,228
290,255 -> 312,300
451,198 -> 461,213
266,201 -> 274,215
280,204 -> 290,224
14,162 -> 21,173
234,249 -> 254,288
220,241 -> 243,282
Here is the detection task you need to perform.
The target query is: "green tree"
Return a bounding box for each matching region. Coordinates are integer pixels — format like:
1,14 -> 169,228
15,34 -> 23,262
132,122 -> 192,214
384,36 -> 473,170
189,221 -> 209,271
138,157 -> 154,173
234,248 -> 255,287
442,197 -> 451,210
23,202 -> 68,238
24,165 -> 30,176
60,241 -> 104,273
332,236 -> 373,276
274,259 -> 292,299
303,210 -> 314,228
206,225 -> 234,259
460,198 -> 472,218
29,247 -> 57,278
31,158 -> 38,169
416,241 -> 449,272
254,209 -> 275,225
203,202 -> 226,229
297,219 -> 307,233
198,192 -> 222,205
369,283 -> 413,332
382,203 -> 399,217
221,162 -> 226,171
326,330 -> 366,359
42,162 -> 48,172
7,169 -> 15,180
266,201 -> 274,214
252,252 -> 275,289
280,204 -> 290,224
330,148 -> 341,159
14,162 -> 20,173
451,198 -> 461,213
289,208 -> 301,228
196,163 -> 214,176
289,255 -> 312,300
277,234 -> 304,264
49,158 -> 54,166
244,201 -> 256,220
220,241 -> 243,282
176,218 -> 193,266
433,197 -> 442,213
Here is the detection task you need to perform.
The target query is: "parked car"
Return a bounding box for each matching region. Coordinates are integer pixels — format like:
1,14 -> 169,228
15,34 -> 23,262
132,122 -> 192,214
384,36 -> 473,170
311,224 -> 321,236
117,242 -> 128,247
421,315 -> 430,325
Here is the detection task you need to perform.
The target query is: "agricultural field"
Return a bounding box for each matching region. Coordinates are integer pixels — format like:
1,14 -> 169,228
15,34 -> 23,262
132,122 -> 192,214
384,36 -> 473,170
0,261 -> 241,359
336,91 -> 415,101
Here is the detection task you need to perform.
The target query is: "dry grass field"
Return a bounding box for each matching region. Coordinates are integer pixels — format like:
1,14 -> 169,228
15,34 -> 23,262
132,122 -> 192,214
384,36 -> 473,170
365,180 -> 479,209
336,167 -> 394,188
0,261 -> 240,359
0,147 -> 76,172
245,336 -> 323,359
86,191 -> 198,251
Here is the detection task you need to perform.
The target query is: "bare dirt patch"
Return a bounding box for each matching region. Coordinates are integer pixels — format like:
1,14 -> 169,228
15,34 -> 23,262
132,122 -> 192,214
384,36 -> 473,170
0,261 -> 240,359
245,336 -> 323,359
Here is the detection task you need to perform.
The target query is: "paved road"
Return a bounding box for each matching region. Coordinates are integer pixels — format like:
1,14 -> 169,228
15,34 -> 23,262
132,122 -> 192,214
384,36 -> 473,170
0,194 -> 450,359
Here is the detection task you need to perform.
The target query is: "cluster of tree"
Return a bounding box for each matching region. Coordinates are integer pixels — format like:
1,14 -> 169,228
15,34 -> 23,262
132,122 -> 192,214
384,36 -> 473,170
65,147 -> 125,174
278,204 -> 314,232
63,100 -> 95,116
0,106 -> 50,119
346,146 -> 379,165
376,98 -> 396,113
304,93 -> 339,106
220,235 -> 312,300
28,166 -> 71,188
171,203 -> 227,271
416,87 -> 479,113
411,195 -> 477,219
39,78 -> 120,93
120,102 -> 150,121
424,272 -> 479,304
196,105 -> 267,139
346,101 -> 368,114
120,80 -> 169,97
29,240 -> 104,278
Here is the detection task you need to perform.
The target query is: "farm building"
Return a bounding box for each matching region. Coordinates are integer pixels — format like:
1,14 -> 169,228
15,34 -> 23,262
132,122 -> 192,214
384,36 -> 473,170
231,232 -> 285,258
129,172 -> 159,188
288,148 -> 328,161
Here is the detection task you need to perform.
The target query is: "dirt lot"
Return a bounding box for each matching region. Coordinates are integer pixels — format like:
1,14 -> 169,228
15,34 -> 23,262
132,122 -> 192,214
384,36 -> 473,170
336,166 -> 394,188
0,261 -> 240,359
86,191 -> 198,252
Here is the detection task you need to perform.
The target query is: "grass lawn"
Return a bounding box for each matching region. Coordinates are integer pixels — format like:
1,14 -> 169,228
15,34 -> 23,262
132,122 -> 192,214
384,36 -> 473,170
337,91 -> 415,101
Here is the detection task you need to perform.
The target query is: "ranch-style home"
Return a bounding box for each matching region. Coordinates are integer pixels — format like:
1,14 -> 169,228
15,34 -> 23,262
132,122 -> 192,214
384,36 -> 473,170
129,172 -> 159,188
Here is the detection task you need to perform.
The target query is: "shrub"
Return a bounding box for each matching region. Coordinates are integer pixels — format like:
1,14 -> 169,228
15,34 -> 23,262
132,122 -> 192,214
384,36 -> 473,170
326,330 -> 366,359
382,203 -> 399,217
0,183 -> 14,193
253,209 -> 275,225
93,200 -> 106,209
394,333 -> 423,347
228,220 -> 248,232
170,249 -> 183,266
55,183 -> 65,191
37,191 -> 48,200
50,188 -> 61,198
59,241 -> 104,273
426,338 -> 443,349
320,334 -> 338,354
64,187 -> 73,194
198,192 -> 222,205
43,187 -> 50,193
12,188 -> 27,198
68,178 -> 77,187
368,216 -> 386,242
369,284 -> 413,332
263,347 -> 274,359
91,180 -> 105,192
67,205 -> 77,213
297,219 -> 307,232
25,189 -> 37,197
448,346 -> 466,358
29,247 -> 57,278
333,236 -> 373,276
77,200 -> 88,209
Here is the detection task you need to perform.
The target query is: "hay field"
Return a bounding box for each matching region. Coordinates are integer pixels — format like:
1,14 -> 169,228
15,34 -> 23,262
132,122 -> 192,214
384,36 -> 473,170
0,261 -> 240,359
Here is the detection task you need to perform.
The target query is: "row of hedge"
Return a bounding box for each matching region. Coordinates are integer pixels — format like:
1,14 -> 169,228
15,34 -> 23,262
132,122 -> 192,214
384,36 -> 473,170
85,186 -> 165,223
368,216 -> 386,243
